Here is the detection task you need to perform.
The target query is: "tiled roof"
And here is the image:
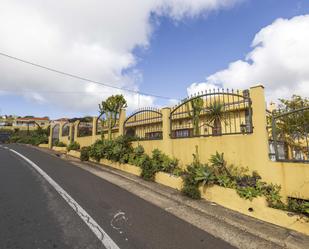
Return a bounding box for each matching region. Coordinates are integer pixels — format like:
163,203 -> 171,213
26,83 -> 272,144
16,117 -> 49,121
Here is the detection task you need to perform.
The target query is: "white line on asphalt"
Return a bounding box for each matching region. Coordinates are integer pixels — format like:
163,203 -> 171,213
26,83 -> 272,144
9,148 -> 120,249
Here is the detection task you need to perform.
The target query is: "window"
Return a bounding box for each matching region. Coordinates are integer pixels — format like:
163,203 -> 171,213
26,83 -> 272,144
145,131 -> 162,140
173,129 -> 192,138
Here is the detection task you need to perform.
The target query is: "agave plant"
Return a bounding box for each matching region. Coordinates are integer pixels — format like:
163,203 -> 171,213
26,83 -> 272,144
194,165 -> 216,187
209,151 -> 231,177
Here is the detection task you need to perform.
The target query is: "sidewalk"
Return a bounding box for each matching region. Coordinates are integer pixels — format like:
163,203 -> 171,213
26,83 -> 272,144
38,146 -> 309,249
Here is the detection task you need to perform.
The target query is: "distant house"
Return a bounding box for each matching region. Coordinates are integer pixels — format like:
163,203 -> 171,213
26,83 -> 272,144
13,117 -> 50,128
0,115 -> 14,127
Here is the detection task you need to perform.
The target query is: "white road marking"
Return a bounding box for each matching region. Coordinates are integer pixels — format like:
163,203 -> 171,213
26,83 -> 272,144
8,147 -> 120,249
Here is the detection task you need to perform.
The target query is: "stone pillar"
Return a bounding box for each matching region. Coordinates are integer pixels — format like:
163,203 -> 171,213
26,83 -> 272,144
48,124 -> 54,149
69,123 -> 73,143
249,85 -> 288,198
249,85 -> 269,163
161,107 -> 173,157
92,117 -> 98,143
59,122 -> 64,138
74,120 -> 80,141
118,108 -> 126,136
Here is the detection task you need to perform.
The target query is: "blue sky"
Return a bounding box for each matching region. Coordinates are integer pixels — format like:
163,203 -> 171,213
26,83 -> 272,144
136,0 -> 309,99
1,0 -> 309,119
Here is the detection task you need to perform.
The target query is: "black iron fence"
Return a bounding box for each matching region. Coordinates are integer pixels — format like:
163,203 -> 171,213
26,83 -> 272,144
124,108 -> 163,140
170,89 -> 252,138
270,106 -> 309,163
52,124 -> 60,146
96,113 -> 119,135
77,121 -> 93,137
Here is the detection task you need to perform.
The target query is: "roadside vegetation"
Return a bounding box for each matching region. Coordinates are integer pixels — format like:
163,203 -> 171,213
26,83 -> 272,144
82,135 -> 181,180
50,93 -> 309,219
67,141 -> 80,151
181,146 -> 308,217
78,139 -> 308,218
8,128 -> 49,146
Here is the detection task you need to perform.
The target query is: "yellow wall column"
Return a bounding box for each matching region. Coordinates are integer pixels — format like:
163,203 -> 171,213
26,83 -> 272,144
249,85 -> 288,197
161,107 -> 173,157
48,124 -> 54,149
69,123 -> 73,143
249,85 -> 269,164
92,117 -> 98,143
74,120 -> 80,141
118,108 -> 126,136
59,122 -> 63,138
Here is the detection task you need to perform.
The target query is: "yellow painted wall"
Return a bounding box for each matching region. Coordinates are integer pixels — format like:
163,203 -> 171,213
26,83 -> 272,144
59,135 -> 70,145
49,85 -> 309,200
75,136 -> 93,148
132,140 -> 164,156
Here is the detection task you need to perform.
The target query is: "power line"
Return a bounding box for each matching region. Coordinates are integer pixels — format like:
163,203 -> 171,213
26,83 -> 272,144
0,89 -> 127,94
0,51 -> 179,100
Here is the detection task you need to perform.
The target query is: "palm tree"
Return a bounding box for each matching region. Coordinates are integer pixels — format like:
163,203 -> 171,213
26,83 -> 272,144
205,102 -> 226,135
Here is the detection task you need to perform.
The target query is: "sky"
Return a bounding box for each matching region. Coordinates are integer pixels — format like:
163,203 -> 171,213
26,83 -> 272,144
0,0 -> 309,119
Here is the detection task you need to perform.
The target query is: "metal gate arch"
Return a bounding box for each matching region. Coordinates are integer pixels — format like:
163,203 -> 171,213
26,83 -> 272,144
123,108 -> 163,140
170,88 -> 253,138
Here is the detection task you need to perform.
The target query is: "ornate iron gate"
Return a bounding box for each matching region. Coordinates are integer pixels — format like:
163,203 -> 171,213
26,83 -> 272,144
170,89 -> 252,138
124,108 -> 163,140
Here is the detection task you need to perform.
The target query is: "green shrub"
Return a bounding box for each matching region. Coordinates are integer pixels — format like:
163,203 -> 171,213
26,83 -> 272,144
287,198 -> 309,217
216,174 -> 236,188
67,141 -> 80,151
139,149 -> 181,181
80,147 -> 90,161
128,145 -> 145,166
151,149 -> 180,173
8,129 -> 49,146
55,141 -> 66,147
89,140 -> 106,162
140,154 -> 155,181
182,184 -> 201,199
262,184 -> 286,209
181,147 -> 214,199
236,186 -> 262,201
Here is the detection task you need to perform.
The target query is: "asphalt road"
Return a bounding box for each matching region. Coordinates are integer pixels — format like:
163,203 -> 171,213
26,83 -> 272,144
0,144 -> 236,249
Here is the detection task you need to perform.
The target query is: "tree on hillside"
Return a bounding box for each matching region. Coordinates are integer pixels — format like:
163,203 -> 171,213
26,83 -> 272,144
99,95 -> 127,140
273,95 -> 309,157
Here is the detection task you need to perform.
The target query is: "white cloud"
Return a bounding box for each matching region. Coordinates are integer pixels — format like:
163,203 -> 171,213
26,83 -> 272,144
188,15 -> 309,102
0,0 -> 241,117
187,82 -> 221,96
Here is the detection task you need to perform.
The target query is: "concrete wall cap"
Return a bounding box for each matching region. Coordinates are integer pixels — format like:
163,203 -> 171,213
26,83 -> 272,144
250,84 -> 264,89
